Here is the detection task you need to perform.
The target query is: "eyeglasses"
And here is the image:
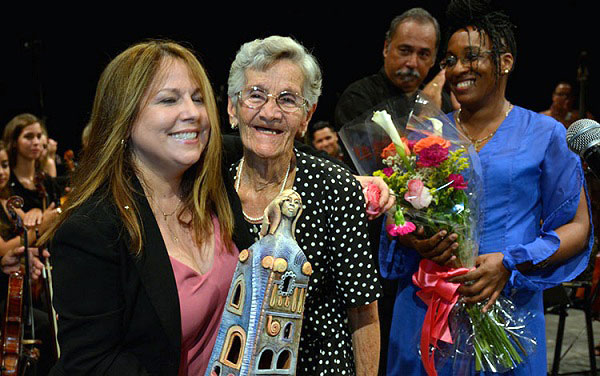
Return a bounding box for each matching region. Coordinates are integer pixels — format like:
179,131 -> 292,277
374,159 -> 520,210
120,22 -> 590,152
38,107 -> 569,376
439,49 -> 494,70
237,86 -> 308,113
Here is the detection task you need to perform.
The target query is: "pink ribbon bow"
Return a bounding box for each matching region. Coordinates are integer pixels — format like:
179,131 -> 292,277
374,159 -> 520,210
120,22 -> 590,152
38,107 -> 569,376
412,259 -> 470,376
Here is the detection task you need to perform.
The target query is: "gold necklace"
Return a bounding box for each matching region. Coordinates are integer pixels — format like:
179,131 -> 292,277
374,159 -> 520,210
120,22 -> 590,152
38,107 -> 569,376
456,102 -> 513,151
148,195 -> 182,222
164,215 -> 181,243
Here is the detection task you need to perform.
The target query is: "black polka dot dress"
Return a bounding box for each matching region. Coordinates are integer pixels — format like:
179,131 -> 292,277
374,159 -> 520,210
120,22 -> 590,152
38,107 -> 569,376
230,149 -> 382,376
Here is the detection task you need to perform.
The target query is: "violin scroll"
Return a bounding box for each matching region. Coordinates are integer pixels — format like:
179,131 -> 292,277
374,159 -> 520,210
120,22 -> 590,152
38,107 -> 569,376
6,196 -> 25,236
6,196 -> 24,220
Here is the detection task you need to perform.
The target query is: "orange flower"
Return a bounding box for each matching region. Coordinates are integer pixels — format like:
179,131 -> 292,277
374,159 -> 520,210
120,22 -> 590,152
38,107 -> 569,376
412,136 -> 451,154
380,139 -> 411,159
381,143 -> 397,158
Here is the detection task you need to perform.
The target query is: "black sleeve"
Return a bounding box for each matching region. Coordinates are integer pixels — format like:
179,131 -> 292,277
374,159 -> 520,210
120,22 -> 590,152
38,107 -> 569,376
49,205 -> 150,376
334,84 -> 375,132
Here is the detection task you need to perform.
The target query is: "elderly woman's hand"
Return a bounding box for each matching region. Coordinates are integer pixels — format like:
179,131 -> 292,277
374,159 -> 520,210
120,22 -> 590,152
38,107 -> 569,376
1,246 -> 50,280
448,252 -> 511,312
354,175 -> 396,220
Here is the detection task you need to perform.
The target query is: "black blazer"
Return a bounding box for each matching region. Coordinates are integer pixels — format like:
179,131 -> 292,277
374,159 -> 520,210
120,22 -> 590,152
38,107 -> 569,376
49,186 -> 181,376
48,171 -> 253,375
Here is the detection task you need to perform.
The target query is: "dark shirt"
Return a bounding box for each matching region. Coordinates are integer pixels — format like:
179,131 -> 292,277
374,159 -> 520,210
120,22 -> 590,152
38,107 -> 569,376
8,174 -> 62,212
334,68 -> 454,131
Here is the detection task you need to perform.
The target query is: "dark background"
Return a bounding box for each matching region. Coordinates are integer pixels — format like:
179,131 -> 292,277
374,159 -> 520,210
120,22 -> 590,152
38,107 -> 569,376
2,1 -> 596,156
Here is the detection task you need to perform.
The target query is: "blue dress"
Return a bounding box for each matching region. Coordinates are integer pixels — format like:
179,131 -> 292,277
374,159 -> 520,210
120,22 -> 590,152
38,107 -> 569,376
380,106 -> 594,375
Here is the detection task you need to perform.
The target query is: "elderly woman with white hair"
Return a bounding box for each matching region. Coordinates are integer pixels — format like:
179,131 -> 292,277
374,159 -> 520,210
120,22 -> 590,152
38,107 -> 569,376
225,35 -> 382,376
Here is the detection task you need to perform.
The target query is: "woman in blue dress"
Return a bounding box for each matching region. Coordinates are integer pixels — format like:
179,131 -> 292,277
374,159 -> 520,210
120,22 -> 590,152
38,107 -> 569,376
380,1 -> 593,375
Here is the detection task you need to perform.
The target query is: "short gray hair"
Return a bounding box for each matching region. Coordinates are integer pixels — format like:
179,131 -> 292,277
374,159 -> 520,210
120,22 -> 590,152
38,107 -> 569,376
227,35 -> 322,109
386,8 -> 441,54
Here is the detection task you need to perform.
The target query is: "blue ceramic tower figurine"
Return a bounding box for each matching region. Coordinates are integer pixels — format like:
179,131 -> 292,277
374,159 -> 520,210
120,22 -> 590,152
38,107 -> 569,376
206,189 -> 312,376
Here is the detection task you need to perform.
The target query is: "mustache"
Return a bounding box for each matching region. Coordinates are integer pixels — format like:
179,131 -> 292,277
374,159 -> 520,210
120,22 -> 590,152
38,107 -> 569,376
394,68 -> 421,81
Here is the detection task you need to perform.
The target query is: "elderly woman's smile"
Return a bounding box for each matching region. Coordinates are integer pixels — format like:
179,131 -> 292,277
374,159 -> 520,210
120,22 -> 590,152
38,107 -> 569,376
251,124 -> 284,135
229,59 -> 313,161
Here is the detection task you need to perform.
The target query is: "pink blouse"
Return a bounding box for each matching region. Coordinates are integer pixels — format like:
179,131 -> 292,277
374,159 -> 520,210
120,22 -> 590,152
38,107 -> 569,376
170,215 -> 238,376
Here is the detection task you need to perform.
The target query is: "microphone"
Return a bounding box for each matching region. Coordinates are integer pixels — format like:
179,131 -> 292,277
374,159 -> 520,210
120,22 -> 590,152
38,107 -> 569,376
566,118 -> 600,179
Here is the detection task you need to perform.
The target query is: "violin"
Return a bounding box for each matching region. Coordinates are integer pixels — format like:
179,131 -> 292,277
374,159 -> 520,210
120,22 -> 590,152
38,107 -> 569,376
0,196 -> 40,375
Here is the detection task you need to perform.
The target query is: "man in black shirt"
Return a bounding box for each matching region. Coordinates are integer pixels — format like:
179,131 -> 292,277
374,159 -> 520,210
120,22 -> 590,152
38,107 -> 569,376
335,8 -> 456,131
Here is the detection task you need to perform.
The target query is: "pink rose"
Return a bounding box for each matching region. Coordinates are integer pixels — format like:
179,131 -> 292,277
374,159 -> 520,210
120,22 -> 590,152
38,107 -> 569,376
404,179 -> 432,209
448,174 -> 468,190
363,183 -> 381,216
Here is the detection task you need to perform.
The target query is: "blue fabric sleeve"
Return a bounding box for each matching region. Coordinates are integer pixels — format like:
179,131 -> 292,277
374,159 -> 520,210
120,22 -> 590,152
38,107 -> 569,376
501,123 -> 594,291
378,215 -> 421,280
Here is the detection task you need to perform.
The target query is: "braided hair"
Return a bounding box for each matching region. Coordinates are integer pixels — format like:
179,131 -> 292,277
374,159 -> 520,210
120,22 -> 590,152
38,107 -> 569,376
443,0 -> 517,78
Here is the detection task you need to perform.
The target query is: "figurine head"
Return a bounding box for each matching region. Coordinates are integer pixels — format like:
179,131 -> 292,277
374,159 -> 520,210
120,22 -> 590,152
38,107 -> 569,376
260,189 -> 303,238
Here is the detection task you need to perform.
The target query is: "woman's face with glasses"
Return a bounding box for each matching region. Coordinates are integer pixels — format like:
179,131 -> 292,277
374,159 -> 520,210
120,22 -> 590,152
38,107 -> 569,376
229,59 -> 315,161
443,26 -> 510,108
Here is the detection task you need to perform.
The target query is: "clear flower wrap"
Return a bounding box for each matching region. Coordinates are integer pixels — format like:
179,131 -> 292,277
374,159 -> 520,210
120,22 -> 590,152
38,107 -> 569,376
339,93 -> 537,374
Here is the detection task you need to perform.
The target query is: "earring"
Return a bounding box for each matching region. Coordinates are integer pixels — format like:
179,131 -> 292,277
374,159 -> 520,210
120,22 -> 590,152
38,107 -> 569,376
231,122 -> 238,130
504,69 -> 510,74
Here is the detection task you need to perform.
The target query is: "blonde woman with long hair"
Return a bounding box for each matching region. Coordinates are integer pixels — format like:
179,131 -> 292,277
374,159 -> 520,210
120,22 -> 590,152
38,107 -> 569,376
43,40 -> 239,376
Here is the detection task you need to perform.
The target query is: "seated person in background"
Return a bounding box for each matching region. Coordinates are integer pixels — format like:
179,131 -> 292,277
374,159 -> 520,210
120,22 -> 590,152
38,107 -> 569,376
2,113 -> 62,229
0,139 -> 56,374
540,81 -> 594,128
309,120 -> 344,161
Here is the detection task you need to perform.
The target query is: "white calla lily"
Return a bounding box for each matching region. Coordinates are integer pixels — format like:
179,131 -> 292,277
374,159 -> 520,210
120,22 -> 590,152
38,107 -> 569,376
372,110 -> 403,148
371,110 -> 405,156
372,110 -> 413,171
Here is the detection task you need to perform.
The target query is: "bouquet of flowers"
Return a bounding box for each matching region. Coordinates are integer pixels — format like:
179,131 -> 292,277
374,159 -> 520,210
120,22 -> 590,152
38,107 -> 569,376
339,94 -> 536,375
